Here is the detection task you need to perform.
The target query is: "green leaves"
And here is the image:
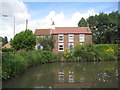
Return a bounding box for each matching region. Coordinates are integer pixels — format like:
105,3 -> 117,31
73,44 -> 118,61
2,36 -> 8,46
37,35 -> 55,52
82,11 -> 119,44
11,29 -> 36,51
2,50 -> 56,80
78,17 -> 87,27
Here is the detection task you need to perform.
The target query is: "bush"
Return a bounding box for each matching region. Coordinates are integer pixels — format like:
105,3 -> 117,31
53,52 -> 64,61
93,44 -> 118,61
64,48 -> 75,61
2,48 -> 14,52
73,44 -> 118,61
2,50 -> 56,80
74,44 -> 95,61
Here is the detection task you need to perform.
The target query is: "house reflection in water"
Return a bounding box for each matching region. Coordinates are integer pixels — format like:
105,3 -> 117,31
58,69 -> 64,82
58,69 -> 75,83
69,70 -> 74,83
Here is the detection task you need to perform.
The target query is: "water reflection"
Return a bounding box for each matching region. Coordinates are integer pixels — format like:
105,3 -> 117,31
58,69 -> 64,82
3,61 -> 118,88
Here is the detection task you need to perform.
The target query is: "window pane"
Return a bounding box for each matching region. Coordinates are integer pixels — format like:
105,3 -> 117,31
59,36 -> 63,38
59,48 -> 63,50
80,34 -> 85,42
69,34 -> 74,42
59,45 -> 63,47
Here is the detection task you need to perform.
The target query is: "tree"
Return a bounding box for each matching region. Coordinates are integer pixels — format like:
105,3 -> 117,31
2,36 -> 8,46
37,35 -> 55,52
78,17 -> 87,27
87,11 -> 119,44
11,29 -> 36,51
0,37 -> 2,42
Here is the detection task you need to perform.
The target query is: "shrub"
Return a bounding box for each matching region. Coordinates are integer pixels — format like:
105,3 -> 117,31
2,48 -> 14,52
2,50 -> 55,80
74,44 -> 118,61
64,48 -> 75,61
53,52 -> 64,61
74,44 -> 95,61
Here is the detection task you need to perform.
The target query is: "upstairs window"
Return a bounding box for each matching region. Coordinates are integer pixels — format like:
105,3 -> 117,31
80,34 -> 85,42
68,34 -> 74,42
58,34 -> 64,42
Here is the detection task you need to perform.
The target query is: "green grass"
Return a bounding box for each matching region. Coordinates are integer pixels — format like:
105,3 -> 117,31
2,50 -> 61,80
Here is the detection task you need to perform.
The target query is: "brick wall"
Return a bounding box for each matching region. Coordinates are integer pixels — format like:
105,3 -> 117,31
53,34 -> 92,54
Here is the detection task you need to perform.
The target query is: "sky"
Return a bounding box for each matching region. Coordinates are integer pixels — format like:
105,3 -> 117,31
0,0 -> 119,41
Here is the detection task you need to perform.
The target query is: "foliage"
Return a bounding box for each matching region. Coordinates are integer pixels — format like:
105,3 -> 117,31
37,35 -> 55,52
78,17 -> 87,27
2,36 -> 8,46
53,52 -> 64,61
87,11 -> 118,44
74,44 -> 95,61
2,50 -> 61,80
0,37 -> 2,42
2,48 -> 14,52
74,44 -> 119,61
11,29 -> 36,51
64,48 -> 75,61
78,11 -> 119,44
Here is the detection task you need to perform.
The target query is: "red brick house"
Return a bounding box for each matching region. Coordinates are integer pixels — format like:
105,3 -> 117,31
35,23 -> 92,53
2,42 -> 11,48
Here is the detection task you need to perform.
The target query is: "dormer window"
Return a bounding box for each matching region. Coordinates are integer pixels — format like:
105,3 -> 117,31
58,34 -> 64,42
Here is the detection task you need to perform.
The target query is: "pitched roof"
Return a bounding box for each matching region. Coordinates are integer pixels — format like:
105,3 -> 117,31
52,27 -> 92,34
2,42 -> 11,48
34,27 -> 92,35
35,29 -> 51,35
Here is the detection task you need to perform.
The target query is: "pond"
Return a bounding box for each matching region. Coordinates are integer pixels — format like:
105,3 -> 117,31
3,61 -> 118,88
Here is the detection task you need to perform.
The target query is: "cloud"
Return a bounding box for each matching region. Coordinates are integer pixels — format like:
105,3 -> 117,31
0,0 -> 31,41
29,8 -> 96,31
0,0 -> 96,41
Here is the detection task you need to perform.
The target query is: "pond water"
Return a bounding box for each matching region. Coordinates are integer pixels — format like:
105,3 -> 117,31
3,61 -> 118,88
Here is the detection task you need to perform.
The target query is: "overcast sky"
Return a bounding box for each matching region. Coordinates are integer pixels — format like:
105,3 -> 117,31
0,0 -> 119,41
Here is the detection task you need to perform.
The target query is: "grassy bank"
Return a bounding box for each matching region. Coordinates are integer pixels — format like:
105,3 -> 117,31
2,44 -> 119,80
2,50 -> 62,80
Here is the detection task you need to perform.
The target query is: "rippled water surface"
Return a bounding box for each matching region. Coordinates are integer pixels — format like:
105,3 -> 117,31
3,61 -> 118,88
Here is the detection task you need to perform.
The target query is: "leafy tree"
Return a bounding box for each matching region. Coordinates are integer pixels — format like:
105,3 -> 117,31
0,37 -> 2,42
37,35 -> 55,52
2,36 -> 8,46
11,29 -> 36,51
86,11 -> 119,44
78,17 -> 87,27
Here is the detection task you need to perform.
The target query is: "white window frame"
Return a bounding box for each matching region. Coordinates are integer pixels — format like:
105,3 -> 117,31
58,34 -> 64,42
58,43 -> 64,51
68,34 -> 74,42
80,34 -> 85,42
68,43 -> 74,52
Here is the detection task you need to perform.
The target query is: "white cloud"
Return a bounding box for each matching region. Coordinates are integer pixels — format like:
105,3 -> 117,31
0,0 -> 96,41
0,0 -> 31,41
29,8 -> 96,32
